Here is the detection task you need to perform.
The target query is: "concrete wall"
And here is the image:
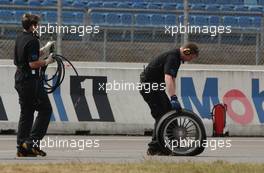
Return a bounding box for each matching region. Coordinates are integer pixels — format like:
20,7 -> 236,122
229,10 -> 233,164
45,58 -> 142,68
1,60 -> 264,136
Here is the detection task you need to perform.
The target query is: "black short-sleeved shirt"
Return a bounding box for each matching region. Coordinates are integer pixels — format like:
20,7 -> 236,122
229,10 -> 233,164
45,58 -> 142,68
14,31 -> 40,73
144,49 -> 182,83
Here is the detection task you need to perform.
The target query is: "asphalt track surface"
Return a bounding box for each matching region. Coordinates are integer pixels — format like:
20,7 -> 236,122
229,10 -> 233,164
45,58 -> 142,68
0,135 -> 264,164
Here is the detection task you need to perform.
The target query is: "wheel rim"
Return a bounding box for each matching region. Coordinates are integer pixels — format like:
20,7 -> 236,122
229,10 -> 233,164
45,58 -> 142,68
162,115 -> 203,155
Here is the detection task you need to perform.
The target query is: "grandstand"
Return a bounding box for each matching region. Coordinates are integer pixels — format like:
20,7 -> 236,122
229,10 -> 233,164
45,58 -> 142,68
0,0 -> 263,28
0,0 -> 263,64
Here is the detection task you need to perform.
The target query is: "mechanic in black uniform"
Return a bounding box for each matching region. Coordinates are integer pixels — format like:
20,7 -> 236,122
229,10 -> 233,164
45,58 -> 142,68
139,43 -> 199,155
14,14 -> 56,157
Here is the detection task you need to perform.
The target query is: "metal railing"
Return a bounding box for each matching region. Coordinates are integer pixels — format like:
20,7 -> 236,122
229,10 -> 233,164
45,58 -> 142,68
83,7 -> 264,64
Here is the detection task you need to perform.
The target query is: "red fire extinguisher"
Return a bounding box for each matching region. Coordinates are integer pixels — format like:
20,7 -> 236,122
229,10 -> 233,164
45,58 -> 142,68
212,103 -> 227,137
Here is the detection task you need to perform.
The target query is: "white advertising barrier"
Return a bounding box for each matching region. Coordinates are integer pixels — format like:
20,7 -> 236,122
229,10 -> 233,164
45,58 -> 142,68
0,60 -> 264,136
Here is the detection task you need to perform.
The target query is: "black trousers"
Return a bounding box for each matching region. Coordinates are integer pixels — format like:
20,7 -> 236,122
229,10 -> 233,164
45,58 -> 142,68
139,73 -> 171,150
15,77 -> 52,146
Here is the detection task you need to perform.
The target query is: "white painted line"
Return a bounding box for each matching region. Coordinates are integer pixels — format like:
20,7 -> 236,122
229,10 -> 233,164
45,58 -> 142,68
82,79 -> 100,120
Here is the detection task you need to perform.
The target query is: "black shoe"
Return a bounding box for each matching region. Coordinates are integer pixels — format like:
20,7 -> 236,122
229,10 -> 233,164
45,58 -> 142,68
146,148 -> 167,156
31,146 -> 47,157
16,145 -> 37,157
18,143 -> 47,157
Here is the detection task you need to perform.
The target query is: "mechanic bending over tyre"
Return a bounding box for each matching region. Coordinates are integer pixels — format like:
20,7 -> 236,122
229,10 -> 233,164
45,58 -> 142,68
139,43 -> 199,156
14,13 -> 56,157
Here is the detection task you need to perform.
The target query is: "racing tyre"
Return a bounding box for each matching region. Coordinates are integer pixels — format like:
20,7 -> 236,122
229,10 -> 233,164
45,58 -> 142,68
156,109 -> 206,156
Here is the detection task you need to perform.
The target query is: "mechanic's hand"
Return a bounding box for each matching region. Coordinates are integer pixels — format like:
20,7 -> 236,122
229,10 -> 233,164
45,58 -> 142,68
41,41 -> 56,57
170,95 -> 182,111
44,53 -> 55,66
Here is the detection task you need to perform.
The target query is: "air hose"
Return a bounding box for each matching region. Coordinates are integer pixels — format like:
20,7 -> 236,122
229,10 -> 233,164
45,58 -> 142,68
40,54 -> 79,94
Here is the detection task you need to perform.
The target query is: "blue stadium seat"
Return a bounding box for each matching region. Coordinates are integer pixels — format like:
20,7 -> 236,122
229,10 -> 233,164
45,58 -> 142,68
72,0 -> 85,8
106,13 -> 121,25
135,14 -> 151,26
13,0 -> 28,5
147,3 -> 162,9
209,16 -> 220,26
249,5 -> 263,12
39,11 -> 47,23
121,13 -> 132,25
216,0 -> 229,4
165,14 -> 176,25
42,0 -> 56,6
258,0 -> 264,5
117,2 -> 132,8
190,16 -> 195,25
14,10 -> 29,22
221,5 -> 235,11
174,0 -> 184,3
162,3 -> 177,10
28,0 -> 41,6
176,3 -> 191,10
0,10 -> 15,24
30,10 -> 43,18
132,2 -> 148,9
223,16 -> 239,27
189,0 -> 204,3
91,12 -> 105,25
253,17 -> 262,28
191,4 -> 206,11
46,11 -> 57,23
75,12 -> 84,24
217,0 -> 243,4
151,14 -> 165,26
234,5 -> 249,11
176,3 -> 184,10
238,16 -> 253,28
234,0 -> 245,5
206,4 -> 221,11
62,12 -> 76,24
62,0 -> 73,7
178,15 -> 195,25
103,2 -> 118,8
86,2 -> 103,8
195,16 -> 209,26
40,12 -> 47,23
205,0 -> 218,4
0,0 -> 12,5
